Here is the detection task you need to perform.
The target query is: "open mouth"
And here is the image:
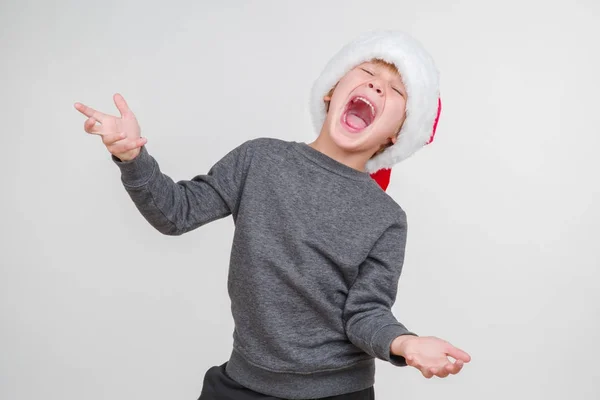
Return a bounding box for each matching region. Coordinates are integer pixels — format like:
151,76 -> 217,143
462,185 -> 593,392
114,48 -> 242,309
341,96 -> 376,133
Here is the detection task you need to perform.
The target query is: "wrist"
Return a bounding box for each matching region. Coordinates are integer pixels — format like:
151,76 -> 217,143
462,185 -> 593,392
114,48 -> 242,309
390,334 -> 417,357
115,147 -> 141,162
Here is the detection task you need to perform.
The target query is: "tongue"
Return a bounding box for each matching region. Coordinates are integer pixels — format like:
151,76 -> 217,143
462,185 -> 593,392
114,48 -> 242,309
346,112 -> 367,130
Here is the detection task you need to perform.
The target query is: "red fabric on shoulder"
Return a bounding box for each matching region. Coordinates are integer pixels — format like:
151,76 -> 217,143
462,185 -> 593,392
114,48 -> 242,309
370,168 -> 391,191
370,97 -> 440,191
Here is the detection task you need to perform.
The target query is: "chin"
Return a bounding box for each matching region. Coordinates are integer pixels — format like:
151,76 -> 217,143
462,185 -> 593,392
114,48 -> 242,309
327,114 -> 375,154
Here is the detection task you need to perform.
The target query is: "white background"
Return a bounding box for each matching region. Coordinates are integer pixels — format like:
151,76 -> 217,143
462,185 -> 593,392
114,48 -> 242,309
2,0 -> 599,399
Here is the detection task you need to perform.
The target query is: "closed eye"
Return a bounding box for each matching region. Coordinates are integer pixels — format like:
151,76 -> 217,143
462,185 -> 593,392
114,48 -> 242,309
361,68 -> 404,97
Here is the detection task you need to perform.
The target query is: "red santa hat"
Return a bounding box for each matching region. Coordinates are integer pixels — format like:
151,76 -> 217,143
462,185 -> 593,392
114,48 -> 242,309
309,30 -> 442,191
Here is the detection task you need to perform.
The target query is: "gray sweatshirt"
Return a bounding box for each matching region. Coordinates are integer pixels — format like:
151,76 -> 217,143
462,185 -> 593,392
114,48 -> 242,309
112,137 -> 416,399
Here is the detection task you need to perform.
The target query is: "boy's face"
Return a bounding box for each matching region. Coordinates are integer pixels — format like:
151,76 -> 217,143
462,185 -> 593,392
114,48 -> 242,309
322,61 -> 407,158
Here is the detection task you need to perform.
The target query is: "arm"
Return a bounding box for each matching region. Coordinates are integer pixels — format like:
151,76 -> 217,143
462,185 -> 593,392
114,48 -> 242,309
342,216 -> 417,366
112,140 -> 252,236
342,213 -> 472,378
75,94 -> 252,236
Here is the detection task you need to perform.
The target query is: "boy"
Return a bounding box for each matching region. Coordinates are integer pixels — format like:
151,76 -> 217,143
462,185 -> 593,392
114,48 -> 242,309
74,30 -> 470,400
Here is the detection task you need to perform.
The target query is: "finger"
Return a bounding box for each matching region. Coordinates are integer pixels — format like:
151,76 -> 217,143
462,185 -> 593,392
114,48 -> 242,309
83,117 -> 102,135
445,362 -> 457,374
103,132 -> 127,146
74,102 -> 109,123
108,137 -> 147,153
109,137 -> 146,153
446,346 -> 471,363
436,364 -> 450,378
406,355 -> 422,370
113,93 -> 132,118
449,360 -> 464,375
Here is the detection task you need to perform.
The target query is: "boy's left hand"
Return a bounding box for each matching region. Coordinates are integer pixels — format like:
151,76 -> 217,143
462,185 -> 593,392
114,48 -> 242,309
390,335 -> 471,378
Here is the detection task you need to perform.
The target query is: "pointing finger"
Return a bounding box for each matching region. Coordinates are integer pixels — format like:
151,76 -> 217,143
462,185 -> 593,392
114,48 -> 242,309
74,102 -> 109,123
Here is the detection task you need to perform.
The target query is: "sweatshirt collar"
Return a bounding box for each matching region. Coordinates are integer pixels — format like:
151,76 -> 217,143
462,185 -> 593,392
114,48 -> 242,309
293,142 -> 372,182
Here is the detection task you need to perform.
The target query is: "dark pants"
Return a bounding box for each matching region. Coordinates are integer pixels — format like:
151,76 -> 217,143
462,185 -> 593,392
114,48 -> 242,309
198,362 -> 375,400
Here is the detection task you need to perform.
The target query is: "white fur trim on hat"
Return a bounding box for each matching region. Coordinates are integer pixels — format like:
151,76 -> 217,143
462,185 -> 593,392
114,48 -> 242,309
309,30 -> 441,173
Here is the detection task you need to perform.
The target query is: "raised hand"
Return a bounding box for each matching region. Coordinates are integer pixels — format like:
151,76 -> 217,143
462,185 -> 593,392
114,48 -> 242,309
74,93 -> 147,161
391,335 -> 471,379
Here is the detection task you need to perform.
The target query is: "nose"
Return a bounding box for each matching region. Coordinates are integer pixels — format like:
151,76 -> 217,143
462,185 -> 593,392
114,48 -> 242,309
368,82 -> 383,96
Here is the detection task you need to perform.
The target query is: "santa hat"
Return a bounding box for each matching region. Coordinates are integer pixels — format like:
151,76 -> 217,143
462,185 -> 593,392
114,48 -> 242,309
309,30 -> 442,191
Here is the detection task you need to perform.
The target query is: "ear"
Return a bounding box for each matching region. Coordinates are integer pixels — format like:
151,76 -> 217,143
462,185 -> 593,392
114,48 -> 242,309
323,95 -> 332,113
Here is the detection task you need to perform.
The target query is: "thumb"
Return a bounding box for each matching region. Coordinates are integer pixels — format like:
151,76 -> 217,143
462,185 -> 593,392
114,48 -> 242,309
113,93 -> 132,118
446,345 -> 471,363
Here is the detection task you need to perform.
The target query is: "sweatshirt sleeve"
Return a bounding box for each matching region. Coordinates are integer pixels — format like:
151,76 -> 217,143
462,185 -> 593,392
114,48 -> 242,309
111,140 -> 252,236
342,215 -> 417,366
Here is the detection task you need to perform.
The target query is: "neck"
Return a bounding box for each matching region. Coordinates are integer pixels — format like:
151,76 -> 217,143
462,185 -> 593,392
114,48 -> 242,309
307,128 -> 373,173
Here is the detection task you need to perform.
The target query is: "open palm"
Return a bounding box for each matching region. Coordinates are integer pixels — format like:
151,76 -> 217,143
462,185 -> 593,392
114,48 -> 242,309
74,93 -> 147,161
392,335 -> 471,379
